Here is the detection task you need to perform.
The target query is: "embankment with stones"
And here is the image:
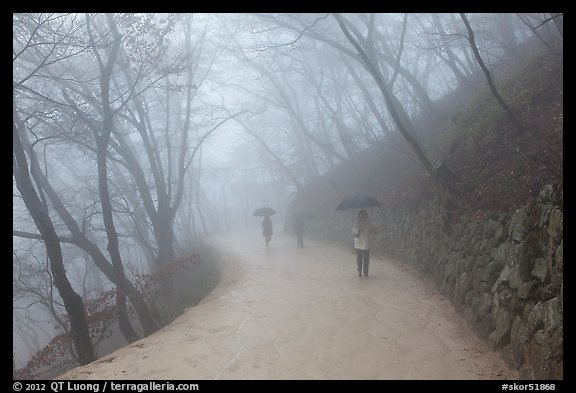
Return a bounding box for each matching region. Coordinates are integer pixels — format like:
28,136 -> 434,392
303,184 -> 563,379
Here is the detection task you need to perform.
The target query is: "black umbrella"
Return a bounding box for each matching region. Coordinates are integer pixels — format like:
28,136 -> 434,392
336,195 -> 381,211
253,207 -> 277,216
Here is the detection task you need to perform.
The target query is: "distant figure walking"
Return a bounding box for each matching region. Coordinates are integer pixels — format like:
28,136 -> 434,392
262,215 -> 273,247
294,216 -> 305,248
352,210 -> 376,277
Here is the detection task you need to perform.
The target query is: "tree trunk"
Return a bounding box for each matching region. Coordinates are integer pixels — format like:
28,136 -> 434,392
428,14 -> 477,91
96,135 -> 144,340
87,13 -> 159,336
460,13 -> 524,134
343,56 -> 392,137
334,13 -> 459,209
13,119 -> 96,365
155,207 -> 176,265
115,291 -> 140,343
27,144 -> 159,338
359,15 -> 445,122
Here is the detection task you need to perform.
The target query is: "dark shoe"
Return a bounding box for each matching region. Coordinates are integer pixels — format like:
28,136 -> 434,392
358,272 -> 362,277
364,273 -> 369,277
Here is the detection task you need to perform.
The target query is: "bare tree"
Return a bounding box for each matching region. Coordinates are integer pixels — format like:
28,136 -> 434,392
332,13 -> 458,208
459,13 -> 524,135
83,13 -> 149,340
515,13 -> 562,55
13,12 -> 161,340
14,108 -> 96,365
109,14 -> 240,267
15,132 -> 159,339
417,13 -> 478,91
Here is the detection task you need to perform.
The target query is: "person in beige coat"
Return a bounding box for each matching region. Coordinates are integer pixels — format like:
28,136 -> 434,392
352,210 -> 376,277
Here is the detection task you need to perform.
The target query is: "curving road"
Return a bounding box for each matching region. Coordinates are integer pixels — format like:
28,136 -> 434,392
58,230 -> 518,380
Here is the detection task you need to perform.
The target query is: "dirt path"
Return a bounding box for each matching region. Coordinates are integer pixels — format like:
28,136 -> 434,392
58,230 -> 518,380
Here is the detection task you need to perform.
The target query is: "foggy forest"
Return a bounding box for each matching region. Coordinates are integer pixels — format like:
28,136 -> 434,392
13,13 -> 563,381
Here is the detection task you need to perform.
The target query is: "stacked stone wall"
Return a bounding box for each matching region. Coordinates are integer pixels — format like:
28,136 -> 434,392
305,185 -> 562,379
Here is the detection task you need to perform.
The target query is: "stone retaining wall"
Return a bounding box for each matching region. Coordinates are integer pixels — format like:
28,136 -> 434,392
304,185 -> 563,379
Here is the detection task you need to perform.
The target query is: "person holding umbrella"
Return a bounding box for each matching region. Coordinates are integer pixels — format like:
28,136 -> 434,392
352,210 -> 376,277
253,207 -> 276,247
262,215 -> 273,247
335,194 -> 381,277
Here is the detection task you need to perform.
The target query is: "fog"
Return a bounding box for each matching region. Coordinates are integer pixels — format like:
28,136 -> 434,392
13,13 -> 562,378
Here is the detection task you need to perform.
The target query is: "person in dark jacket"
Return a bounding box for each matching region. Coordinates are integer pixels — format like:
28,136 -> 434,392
262,215 -> 273,247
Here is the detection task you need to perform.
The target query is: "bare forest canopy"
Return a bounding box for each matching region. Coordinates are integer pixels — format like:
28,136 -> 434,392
13,13 -> 562,379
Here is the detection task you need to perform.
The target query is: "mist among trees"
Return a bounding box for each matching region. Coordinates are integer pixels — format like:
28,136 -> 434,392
13,13 -> 562,379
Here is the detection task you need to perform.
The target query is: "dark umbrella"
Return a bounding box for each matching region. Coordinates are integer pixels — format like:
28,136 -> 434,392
336,195 -> 381,210
253,207 -> 277,216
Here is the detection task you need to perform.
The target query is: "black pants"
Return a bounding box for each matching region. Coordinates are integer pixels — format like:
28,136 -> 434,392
356,249 -> 370,276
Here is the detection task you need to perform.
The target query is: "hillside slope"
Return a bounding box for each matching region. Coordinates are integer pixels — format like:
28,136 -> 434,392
289,52 -> 563,218
444,53 -> 563,216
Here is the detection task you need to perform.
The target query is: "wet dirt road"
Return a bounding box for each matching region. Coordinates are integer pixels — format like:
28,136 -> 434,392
58,230 -> 518,380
